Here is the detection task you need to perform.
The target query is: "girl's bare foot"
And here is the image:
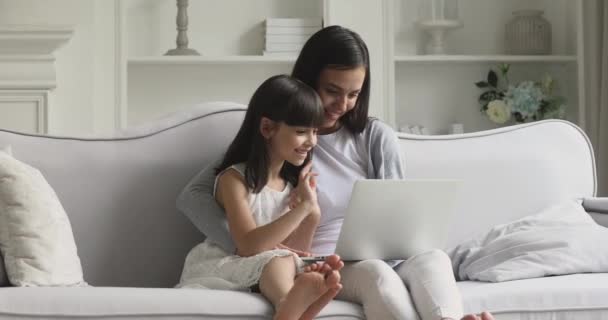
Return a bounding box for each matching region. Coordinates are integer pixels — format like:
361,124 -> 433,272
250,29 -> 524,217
304,261 -> 341,290
298,260 -> 342,320
445,312 -> 494,320
322,254 -> 344,271
299,286 -> 342,320
273,267 -> 338,320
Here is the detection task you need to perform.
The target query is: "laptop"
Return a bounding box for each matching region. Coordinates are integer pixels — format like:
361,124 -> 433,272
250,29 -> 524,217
302,179 -> 462,262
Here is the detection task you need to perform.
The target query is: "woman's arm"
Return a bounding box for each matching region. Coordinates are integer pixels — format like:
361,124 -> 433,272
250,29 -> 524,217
366,119 -> 406,179
217,169 -> 317,257
176,160 -> 236,252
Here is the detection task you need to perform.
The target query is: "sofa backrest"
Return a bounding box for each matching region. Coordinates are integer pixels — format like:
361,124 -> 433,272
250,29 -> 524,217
397,121 -> 596,246
0,102 -> 596,287
0,102 -> 248,288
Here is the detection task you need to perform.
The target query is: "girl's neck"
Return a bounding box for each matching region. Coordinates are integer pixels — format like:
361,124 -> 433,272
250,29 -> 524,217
266,157 -> 286,191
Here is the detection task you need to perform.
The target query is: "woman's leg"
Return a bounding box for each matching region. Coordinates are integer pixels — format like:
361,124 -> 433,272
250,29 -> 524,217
336,259 -> 420,320
394,249 -> 464,320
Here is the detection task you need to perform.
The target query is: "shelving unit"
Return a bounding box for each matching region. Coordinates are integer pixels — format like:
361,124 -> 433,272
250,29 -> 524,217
128,55 -> 298,65
386,0 -> 583,134
393,55 -> 577,64
117,0 -> 330,127
117,0 -> 584,135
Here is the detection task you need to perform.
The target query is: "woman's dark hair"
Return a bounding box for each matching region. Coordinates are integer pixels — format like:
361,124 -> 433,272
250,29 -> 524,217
217,75 -> 324,193
292,25 -> 371,134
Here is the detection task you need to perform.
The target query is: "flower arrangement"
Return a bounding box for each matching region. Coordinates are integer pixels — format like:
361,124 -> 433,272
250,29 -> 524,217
475,63 -> 567,124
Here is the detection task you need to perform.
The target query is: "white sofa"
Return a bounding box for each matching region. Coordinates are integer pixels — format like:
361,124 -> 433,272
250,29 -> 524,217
0,101 -> 607,320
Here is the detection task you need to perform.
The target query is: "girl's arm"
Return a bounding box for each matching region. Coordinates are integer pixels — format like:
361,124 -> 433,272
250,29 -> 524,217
217,169 -> 316,257
282,209 -> 320,253
281,167 -> 320,252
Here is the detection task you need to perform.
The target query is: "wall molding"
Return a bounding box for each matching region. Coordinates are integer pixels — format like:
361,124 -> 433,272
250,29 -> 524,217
0,25 -> 73,89
115,0 -> 128,130
0,90 -> 49,134
0,25 -> 73,133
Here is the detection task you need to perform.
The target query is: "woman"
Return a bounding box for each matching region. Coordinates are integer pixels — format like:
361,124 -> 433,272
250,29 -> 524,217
178,25 -> 494,320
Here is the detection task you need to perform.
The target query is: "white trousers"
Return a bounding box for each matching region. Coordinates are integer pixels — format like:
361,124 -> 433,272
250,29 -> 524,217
336,249 -> 463,320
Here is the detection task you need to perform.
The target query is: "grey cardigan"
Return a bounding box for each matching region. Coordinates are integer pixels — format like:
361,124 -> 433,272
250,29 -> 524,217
176,119 -> 406,253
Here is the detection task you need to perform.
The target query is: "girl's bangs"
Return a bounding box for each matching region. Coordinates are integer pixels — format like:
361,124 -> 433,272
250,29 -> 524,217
284,89 -> 325,128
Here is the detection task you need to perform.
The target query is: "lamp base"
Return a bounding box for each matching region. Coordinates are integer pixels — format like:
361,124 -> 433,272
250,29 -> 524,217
417,19 -> 463,55
164,47 -> 200,56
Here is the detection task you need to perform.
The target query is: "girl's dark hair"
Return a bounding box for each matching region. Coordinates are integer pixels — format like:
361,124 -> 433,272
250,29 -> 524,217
217,75 -> 324,193
292,25 -> 371,134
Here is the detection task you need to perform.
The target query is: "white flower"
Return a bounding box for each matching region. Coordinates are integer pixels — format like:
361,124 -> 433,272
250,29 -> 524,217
486,100 -> 511,124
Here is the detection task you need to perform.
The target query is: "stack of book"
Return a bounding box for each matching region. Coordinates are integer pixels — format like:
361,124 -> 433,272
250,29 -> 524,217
264,18 -> 323,56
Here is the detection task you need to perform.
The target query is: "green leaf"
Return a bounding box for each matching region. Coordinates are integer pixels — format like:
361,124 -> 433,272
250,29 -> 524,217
479,91 -> 497,103
487,71 -> 498,88
499,63 -> 510,76
539,100 -> 551,113
475,81 -> 489,88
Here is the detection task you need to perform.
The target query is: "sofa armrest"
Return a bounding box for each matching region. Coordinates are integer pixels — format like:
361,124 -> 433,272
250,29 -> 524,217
589,212 -> 608,228
583,198 -> 608,227
582,197 -> 608,214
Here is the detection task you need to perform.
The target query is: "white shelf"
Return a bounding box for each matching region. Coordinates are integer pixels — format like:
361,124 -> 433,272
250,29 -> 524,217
128,55 -> 298,65
394,55 -> 578,64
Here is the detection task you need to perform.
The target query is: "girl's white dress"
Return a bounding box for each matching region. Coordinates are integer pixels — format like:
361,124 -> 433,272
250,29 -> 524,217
177,163 -> 304,290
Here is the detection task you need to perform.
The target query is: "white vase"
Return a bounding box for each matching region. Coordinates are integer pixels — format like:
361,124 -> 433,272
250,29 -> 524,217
505,10 -> 551,55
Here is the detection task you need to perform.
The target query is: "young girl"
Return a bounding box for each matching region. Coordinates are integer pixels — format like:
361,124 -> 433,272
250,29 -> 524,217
178,75 -> 344,320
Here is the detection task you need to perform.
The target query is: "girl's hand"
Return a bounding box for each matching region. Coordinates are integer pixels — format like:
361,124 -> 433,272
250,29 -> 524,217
276,243 -> 312,257
288,189 -> 301,210
294,162 -> 320,213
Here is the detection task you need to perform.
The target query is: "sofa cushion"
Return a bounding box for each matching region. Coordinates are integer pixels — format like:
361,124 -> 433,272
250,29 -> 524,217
0,149 -> 85,286
0,287 -> 364,320
451,199 -> 608,282
460,273 -> 608,319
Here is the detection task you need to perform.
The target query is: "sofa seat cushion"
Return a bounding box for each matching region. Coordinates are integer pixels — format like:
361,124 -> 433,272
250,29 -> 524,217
460,273 -> 608,319
0,287 -> 364,320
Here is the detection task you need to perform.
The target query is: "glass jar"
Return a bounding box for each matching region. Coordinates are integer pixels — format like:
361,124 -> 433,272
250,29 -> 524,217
505,10 -> 551,55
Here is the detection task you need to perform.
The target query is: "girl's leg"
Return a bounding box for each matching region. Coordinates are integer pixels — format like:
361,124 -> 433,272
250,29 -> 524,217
258,255 -> 338,320
258,256 -> 296,310
394,249 -> 464,320
336,259 -> 420,320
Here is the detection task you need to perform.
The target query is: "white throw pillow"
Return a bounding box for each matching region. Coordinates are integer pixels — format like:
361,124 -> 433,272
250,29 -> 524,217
0,148 -> 85,286
449,199 -> 608,282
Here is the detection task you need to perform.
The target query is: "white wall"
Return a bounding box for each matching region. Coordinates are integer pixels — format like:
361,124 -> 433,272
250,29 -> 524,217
0,0 -> 116,135
0,0 -> 581,136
